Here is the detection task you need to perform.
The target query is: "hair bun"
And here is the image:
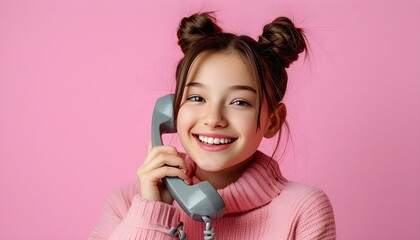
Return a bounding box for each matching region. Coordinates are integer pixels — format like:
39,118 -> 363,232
258,17 -> 307,68
177,12 -> 222,54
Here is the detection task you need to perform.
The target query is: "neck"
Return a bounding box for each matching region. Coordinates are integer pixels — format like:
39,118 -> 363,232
195,154 -> 255,189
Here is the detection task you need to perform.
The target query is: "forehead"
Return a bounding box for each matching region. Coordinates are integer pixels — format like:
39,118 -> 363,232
186,51 -> 257,88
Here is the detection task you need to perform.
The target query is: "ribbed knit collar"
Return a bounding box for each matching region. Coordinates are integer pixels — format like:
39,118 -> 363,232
184,151 -> 287,215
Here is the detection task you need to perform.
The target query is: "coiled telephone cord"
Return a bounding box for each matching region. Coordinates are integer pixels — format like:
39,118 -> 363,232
202,216 -> 215,240
169,216 -> 216,240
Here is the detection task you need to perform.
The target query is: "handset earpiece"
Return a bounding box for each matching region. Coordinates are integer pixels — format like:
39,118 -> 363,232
151,94 -> 225,221
151,94 -> 177,146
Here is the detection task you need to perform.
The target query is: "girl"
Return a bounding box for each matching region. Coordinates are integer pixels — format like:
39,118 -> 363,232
90,12 -> 336,240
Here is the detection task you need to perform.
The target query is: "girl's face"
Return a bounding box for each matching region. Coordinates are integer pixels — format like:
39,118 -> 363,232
177,52 -> 273,176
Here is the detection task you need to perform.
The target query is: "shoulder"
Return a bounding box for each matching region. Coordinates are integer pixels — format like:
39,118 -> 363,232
90,183 -> 140,238
102,183 -> 139,217
105,183 -> 139,203
269,182 -> 333,212
283,182 -> 330,203
272,182 -> 336,239
278,181 -> 334,217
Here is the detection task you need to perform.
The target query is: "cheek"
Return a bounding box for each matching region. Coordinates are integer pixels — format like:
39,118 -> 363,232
176,106 -> 195,133
234,110 -> 271,140
229,111 -> 259,135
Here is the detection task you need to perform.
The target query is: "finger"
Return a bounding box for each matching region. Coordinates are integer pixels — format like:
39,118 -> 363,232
140,153 -> 187,174
153,166 -> 189,181
139,166 -> 189,186
143,146 -> 179,165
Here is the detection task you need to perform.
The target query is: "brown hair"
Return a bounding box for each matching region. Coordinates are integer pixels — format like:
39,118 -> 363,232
173,12 -> 307,155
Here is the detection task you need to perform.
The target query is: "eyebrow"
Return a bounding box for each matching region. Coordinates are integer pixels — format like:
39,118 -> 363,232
186,82 -> 257,94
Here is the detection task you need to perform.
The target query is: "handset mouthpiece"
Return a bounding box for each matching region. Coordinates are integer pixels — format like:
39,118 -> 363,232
164,177 -> 226,221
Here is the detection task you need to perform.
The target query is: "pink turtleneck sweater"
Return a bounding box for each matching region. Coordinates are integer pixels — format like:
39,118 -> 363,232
90,151 -> 336,239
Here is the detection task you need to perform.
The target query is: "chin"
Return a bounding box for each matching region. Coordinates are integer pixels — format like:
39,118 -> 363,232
197,163 -> 223,172
194,160 -> 224,172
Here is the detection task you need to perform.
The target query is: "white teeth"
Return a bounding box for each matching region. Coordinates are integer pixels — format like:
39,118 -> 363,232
197,135 -> 233,145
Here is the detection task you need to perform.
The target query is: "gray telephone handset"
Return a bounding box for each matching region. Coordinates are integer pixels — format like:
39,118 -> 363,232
151,94 -> 226,222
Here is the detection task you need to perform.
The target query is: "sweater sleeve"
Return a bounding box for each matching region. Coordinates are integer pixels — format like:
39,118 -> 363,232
294,186 -> 336,240
89,184 -> 181,240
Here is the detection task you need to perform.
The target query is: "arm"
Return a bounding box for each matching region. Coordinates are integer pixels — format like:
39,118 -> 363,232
89,185 -> 181,240
90,145 -> 189,240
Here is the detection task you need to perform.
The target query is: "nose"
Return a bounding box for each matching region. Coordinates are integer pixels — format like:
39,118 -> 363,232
203,103 -> 227,128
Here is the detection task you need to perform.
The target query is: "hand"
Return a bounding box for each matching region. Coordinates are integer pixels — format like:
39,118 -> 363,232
137,144 -> 190,204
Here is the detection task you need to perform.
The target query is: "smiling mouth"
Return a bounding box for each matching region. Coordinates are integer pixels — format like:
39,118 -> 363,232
194,134 -> 237,145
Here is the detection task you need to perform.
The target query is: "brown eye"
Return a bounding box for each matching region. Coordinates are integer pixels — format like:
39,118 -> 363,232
231,100 -> 250,106
187,95 -> 205,102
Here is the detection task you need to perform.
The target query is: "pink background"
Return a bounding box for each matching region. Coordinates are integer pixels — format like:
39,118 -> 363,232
1,0 -> 419,239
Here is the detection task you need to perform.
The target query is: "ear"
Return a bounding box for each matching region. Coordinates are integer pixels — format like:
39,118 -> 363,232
264,103 -> 286,138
